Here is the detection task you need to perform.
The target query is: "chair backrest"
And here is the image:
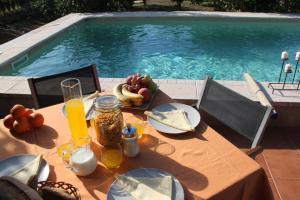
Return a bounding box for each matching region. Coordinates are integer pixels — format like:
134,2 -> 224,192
197,77 -> 272,148
28,64 -> 101,109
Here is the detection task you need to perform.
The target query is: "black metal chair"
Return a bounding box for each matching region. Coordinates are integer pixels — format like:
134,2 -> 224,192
28,64 -> 101,109
197,77 -> 272,157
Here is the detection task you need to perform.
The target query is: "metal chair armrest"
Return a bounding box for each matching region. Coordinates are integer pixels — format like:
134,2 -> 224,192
246,146 -> 263,159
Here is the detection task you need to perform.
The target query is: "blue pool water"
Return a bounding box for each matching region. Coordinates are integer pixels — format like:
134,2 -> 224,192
2,18 -> 300,81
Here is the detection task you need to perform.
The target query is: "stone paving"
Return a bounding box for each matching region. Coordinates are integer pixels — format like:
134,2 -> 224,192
0,76 -> 300,107
1,76 -> 300,106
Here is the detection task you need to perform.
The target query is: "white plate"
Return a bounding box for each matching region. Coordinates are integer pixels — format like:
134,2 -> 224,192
0,154 -> 49,183
147,103 -> 201,134
107,168 -> 184,200
62,99 -> 95,120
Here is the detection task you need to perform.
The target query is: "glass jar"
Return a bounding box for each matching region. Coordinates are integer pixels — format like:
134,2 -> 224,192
93,95 -> 124,146
122,125 -> 139,157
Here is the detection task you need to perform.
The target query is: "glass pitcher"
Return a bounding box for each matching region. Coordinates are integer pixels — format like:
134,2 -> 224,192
61,78 -> 89,146
61,137 -> 97,176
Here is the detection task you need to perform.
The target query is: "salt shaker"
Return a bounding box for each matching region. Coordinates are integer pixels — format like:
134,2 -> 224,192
122,124 -> 139,157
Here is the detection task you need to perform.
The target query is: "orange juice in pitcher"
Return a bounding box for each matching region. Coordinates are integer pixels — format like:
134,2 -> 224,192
65,98 -> 88,145
61,78 -> 89,146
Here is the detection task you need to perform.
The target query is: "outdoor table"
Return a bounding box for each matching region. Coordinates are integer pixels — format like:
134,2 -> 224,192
0,91 -> 273,200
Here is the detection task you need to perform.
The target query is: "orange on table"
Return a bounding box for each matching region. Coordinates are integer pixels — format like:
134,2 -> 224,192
10,104 -> 26,119
3,114 -> 14,129
23,108 -> 34,117
13,116 -> 31,133
28,112 -> 44,128
2,104 -> 45,134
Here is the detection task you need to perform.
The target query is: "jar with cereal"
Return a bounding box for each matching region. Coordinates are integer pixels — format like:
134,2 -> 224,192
92,95 -> 124,146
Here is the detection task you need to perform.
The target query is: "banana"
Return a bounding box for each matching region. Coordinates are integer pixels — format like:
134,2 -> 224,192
113,83 -> 145,107
120,100 -> 132,108
132,100 -> 143,107
121,85 -> 144,100
113,83 -> 131,105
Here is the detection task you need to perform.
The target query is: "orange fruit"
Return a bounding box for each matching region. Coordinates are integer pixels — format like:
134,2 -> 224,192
10,104 -> 26,119
13,117 -> 31,133
3,114 -> 15,129
28,113 -> 44,129
23,108 -> 34,118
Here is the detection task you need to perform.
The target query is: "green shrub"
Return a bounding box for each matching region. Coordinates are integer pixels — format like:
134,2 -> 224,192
25,0 -> 134,19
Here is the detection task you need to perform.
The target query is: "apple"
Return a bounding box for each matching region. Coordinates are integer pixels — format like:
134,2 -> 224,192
138,88 -> 152,102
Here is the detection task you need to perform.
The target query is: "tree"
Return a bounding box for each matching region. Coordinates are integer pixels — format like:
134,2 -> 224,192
171,0 -> 184,10
172,0 -> 204,10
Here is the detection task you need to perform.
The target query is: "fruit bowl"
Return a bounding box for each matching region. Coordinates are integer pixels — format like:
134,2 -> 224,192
122,88 -> 159,110
113,74 -> 158,110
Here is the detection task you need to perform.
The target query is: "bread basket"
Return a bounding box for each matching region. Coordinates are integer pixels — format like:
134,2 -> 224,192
36,181 -> 80,200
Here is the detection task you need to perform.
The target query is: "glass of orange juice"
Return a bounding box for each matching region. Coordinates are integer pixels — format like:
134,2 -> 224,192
61,78 -> 89,146
101,143 -> 123,169
125,115 -> 145,139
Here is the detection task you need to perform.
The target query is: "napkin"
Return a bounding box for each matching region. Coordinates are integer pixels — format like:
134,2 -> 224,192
9,154 -> 43,185
83,91 -> 99,117
145,110 -> 195,131
83,98 -> 94,117
117,175 -> 173,200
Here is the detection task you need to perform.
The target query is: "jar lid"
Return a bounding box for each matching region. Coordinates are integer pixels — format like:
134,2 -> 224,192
95,95 -> 119,109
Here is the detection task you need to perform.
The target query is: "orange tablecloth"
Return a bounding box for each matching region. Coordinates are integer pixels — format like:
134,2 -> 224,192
0,91 -> 273,200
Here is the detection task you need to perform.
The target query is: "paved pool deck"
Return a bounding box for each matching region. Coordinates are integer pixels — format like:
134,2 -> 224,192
101,78 -> 300,106
1,76 -> 300,127
1,76 -> 300,105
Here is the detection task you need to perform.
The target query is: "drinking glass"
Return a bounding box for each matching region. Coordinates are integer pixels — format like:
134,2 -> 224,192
125,114 -> 145,139
101,143 -> 123,169
61,78 -> 89,146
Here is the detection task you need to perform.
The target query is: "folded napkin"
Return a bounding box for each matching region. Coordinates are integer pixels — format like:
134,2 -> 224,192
83,98 -> 94,117
9,154 -> 43,185
145,110 -> 195,132
83,91 -> 99,117
117,175 -> 172,200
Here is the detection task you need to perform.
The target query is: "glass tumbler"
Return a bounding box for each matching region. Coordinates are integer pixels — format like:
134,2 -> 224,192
100,143 -> 123,169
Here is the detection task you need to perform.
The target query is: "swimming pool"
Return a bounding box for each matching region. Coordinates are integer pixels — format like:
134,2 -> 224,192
1,16 -> 300,81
